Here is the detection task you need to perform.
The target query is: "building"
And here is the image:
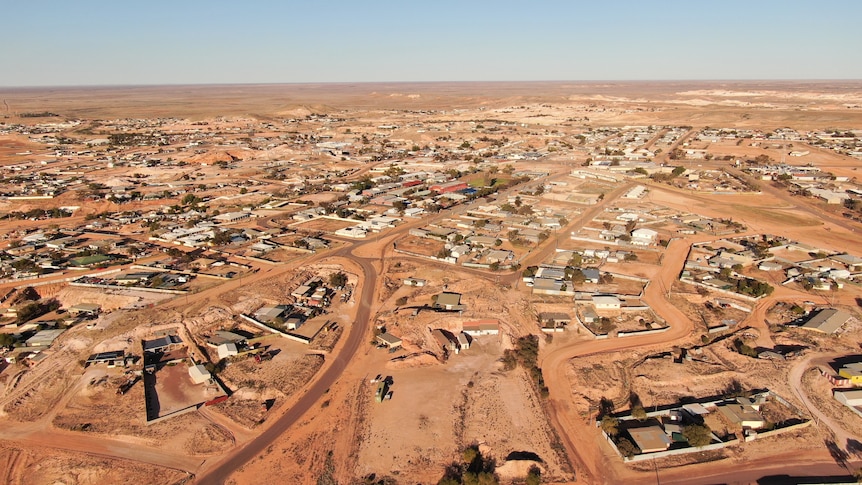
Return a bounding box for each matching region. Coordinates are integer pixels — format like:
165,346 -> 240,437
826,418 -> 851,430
834,389 -> 862,407
335,226 -> 367,239
217,343 -> 238,359
802,308 -> 852,334
85,350 -> 126,367
627,426 -> 672,453
717,401 -> 766,429
838,362 -> 862,385
25,328 -> 65,347
403,277 -> 426,287
539,312 -> 571,331
457,332 -> 470,350
143,333 -> 183,353
435,292 -> 463,310
254,305 -> 290,323
462,319 -> 500,336
68,303 -> 101,317
631,228 -> 658,241
432,329 -> 458,353
377,332 -> 402,349
188,364 -> 211,384
430,181 -> 469,194
214,212 -> 251,223
593,295 -> 621,310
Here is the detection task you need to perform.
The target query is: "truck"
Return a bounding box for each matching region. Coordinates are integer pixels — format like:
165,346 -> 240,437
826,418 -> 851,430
374,381 -> 389,403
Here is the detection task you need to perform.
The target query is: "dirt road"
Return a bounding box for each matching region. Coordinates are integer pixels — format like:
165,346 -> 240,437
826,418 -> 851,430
193,241 -> 378,484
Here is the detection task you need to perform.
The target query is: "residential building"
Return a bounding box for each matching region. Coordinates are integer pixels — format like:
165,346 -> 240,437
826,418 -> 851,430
802,308 -> 852,334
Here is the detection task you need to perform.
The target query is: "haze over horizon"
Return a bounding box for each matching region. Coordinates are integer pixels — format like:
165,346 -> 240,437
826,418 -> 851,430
3,0 -> 862,88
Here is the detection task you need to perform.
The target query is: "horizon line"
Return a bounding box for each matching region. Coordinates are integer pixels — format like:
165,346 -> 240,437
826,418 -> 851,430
2,78 -> 862,91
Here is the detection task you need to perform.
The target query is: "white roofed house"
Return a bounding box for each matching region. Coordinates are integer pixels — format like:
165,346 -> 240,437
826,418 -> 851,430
631,228 -> 658,240
214,211 -> 251,223
592,295 -> 621,310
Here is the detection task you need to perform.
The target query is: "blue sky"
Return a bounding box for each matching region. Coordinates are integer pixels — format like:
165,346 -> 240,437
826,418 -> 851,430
2,0 -> 860,86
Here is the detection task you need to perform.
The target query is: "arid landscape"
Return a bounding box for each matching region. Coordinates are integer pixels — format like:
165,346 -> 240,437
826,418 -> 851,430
1,81 -> 862,485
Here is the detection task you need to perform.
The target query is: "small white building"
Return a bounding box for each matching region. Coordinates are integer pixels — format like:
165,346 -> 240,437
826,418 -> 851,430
631,228 -> 658,240
592,295 -> 621,310
188,364 -> 211,384
217,343 -> 238,359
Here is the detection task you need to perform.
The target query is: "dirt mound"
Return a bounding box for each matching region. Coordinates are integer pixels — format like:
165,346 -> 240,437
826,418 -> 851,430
189,148 -> 252,164
0,287 -> 40,308
495,459 -> 543,480
385,352 -> 440,369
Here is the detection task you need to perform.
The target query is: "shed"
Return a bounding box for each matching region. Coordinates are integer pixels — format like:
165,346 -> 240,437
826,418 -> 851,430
188,364 -> 211,384
457,332 -> 470,350
377,332 -> 402,349
217,343 -> 238,359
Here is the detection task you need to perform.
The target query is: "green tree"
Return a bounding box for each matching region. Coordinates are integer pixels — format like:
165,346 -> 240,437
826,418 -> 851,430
328,271 -> 348,288
616,437 -> 640,458
600,415 -> 619,436
632,404 -> 647,421
683,423 -> 712,447
0,333 -> 15,349
525,465 -> 542,485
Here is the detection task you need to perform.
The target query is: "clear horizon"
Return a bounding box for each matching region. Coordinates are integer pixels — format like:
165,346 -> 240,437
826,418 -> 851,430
3,0 -> 861,87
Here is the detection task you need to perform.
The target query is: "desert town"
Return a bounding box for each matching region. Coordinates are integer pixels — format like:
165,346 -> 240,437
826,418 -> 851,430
0,82 -> 861,484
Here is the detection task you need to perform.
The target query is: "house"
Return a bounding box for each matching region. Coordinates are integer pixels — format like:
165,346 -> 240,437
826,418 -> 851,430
85,350 -> 126,367
335,226 -> 367,239
254,305 -> 290,323
25,328 -> 65,347
834,389 -> 862,407
142,333 -> 183,353
593,295 -> 621,310
582,268 -> 601,284
631,228 -> 658,241
432,329 -> 458,353
377,332 -> 402,349
430,181 -> 468,194
758,261 -> 784,272
831,254 -> 862,272
403,277 -> 426,287
435,292 -> 463,310
627,426 -> 672,453
539,312 -> 570,331
581,306 -> 599,323
717,401 -> 766,429
485,250 -> 513,264
462,319 -> 500,336
207,330 -> 247,347
188,364 -> 211,384
801,308 -> 852,334
214,212 -> 251,223
69,303 -> 101,317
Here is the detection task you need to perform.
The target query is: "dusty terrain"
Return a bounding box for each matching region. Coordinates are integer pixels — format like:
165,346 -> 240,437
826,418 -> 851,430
0,81 -> 861,484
